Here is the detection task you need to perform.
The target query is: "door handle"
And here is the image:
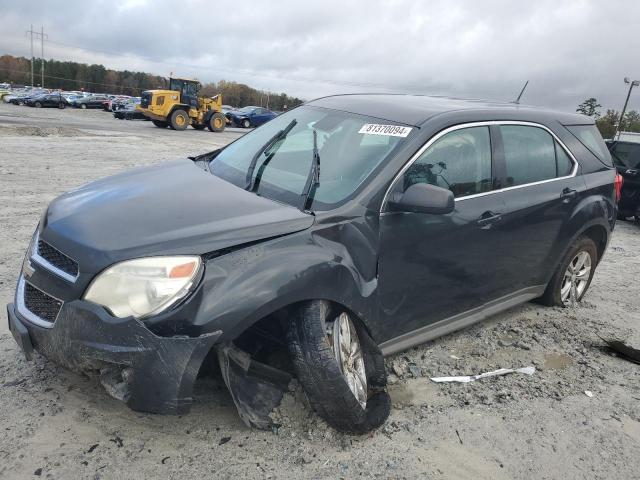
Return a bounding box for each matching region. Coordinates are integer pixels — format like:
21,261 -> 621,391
560,188 -> 578,203
476,211 -> 502,229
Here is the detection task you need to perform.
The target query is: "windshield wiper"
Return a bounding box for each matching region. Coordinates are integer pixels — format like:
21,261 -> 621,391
245,119 -> 297,190
300,129 -> 321,211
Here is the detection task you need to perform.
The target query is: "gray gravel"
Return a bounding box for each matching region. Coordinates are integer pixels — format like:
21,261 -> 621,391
0,102 -> 639,480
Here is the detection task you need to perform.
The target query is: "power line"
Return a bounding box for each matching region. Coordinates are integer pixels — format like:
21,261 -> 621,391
25,25 -> 47,87
44,38 -> 407,92
0,66 -> 145,93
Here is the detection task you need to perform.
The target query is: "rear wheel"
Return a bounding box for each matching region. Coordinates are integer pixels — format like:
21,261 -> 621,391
58,102 -> 66,109
207,112 -> 226,132
152,120 -> 168,128
287,300 -> 390,434
169,109 -> 189,130
538,236 -> 598,307
80,104 -> 87,110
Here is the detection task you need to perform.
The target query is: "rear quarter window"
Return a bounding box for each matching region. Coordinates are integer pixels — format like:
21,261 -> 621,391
565,124 -> 613,167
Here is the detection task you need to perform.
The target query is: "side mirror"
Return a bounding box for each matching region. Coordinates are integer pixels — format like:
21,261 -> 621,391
387,183 -> 455,215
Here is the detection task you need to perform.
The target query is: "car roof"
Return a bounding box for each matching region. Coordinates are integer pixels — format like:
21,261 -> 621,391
306,93 -> 590,127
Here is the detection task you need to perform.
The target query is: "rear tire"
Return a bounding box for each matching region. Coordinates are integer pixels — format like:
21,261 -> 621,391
538,236 -> 598,307
287,300 -> 390,434
207,112 -> 226,132
58,102 -> 66,109
152,120 -> 168,128
169,109 -> 189,131
80,104 -> 87,110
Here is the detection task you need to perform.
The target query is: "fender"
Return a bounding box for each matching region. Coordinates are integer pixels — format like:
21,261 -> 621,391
192,223 -> 381,343
542,191 -> 614,285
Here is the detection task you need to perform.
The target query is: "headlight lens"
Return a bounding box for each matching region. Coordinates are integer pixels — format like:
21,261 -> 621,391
84,256 -> 202,319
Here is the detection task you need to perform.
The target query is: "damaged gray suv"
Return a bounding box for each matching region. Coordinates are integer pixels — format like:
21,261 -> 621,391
7,94 -> 617,433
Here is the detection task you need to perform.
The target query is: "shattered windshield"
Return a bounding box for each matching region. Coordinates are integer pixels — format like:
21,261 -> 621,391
210,106 -> 414,210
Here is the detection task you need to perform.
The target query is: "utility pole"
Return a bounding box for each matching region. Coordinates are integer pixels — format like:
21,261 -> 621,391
616,77 -> 640,140
40,25 -> 47,87
25,25 -> 47,87
26,24 -> 34,86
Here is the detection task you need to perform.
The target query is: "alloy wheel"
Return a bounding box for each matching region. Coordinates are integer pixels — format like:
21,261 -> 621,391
329,312 -> 367,409
560,250 -> 592,306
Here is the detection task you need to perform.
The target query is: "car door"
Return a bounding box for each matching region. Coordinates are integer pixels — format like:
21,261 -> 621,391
377,124 -> 507,342
252,108 -> 266,125
494,123 -> 583,293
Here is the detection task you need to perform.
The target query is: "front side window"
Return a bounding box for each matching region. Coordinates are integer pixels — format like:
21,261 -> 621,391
403,126 -> 492,198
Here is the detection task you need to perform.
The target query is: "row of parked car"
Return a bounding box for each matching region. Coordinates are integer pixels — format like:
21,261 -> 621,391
0,84 -> 280,129
1,86 -> 138,110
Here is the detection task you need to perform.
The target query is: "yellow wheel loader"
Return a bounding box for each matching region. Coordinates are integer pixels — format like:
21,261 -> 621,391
137,77 -> 227,132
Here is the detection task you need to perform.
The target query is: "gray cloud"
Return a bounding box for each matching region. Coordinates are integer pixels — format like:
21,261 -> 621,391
0,0 -> 639,112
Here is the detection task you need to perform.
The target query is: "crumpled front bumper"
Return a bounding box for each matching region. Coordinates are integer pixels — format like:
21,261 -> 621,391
7,300 -> 221,414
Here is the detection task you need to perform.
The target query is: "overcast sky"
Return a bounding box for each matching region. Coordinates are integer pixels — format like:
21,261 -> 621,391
0,0 -> 639,113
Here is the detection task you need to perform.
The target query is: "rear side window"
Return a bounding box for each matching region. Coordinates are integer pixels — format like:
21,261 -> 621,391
566,124 -> 612,167
404,126 -> 492,198
500,125 -> 557,186
499,125 -> 575,186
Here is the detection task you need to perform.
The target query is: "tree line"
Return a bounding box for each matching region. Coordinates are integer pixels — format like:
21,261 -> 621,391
0,54 -> 304,110
576,97 -> 640,138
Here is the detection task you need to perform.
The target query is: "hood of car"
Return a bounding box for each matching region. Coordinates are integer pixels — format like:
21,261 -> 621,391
41,159 -> 314,273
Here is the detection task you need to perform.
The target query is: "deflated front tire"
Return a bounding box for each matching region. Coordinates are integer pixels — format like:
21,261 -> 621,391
286,300 -> 390,434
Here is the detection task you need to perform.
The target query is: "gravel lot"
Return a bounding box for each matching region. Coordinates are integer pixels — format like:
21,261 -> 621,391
0,102 -> 639,480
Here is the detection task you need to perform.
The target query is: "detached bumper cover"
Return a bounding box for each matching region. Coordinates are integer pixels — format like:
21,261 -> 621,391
7,301 -> 221,414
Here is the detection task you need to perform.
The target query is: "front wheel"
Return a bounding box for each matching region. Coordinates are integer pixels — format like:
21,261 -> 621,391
242,118 -> 251,128
538,236 -> 598,307
287,300 -> 390,434
80,104 -> 87,110
58,102 -> 66,109
34,101 -> 42,108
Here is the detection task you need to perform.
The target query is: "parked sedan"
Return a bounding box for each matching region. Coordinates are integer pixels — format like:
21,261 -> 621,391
71,95 -> 109,109
8,90 -> 48,105
25,93 -> 68,109
7,94 -> 618,435
226,106 -> 277,128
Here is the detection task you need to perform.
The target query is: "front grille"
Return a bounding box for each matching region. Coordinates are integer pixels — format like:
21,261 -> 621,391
23,281 -> 62,324
37,239 -> 79,277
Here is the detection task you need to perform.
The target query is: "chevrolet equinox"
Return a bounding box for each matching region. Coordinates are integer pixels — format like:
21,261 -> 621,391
7,94 -> 619,433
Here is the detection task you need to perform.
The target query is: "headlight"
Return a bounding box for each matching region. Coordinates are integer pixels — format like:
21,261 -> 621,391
84,256 -> 202,319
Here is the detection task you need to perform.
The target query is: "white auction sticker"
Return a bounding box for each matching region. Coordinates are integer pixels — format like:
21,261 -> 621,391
358,124 -> 413,137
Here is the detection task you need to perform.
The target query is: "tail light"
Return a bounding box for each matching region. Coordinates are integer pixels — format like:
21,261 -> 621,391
614,173 -> 623,203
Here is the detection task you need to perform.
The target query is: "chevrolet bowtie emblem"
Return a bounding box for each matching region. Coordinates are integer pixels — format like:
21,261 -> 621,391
22,255 -> 35,279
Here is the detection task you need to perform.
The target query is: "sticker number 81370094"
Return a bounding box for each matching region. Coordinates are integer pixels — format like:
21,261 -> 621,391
358,124 -> 413,137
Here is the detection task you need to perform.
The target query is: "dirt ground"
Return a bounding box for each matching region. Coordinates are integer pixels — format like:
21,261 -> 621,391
0,102 -> 639,480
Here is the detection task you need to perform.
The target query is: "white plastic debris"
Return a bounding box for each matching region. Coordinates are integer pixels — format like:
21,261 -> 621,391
450,355 -> 460,360
430,366 -> 536,383
584,390 -> 594,398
